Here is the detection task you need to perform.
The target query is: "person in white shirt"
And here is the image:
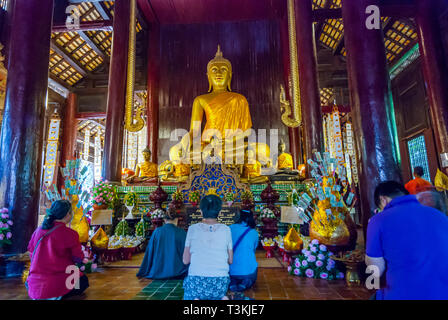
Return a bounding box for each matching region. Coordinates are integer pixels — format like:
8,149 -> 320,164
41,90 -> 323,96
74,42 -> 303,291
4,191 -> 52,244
182,195 -> 233,300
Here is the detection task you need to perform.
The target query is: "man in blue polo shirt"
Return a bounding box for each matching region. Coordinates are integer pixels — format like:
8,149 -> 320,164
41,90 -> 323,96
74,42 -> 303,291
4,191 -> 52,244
366,181 -> 448,300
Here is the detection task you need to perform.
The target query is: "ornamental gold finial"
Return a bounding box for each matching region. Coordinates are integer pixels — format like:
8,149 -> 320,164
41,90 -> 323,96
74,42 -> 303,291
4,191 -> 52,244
207,45 -> 232,73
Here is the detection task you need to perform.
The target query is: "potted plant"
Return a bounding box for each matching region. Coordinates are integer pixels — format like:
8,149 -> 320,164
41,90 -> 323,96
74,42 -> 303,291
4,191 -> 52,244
91,180 -> 115,210
189,190 -> 200,207
224,192 -> 235,207
150,208 -> 166,228
260,207 -> 277,224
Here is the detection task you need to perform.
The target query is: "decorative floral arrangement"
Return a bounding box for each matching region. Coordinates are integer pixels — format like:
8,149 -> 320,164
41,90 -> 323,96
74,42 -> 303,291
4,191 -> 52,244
108,235 -> 144,249
77,245 -> 97,273
274,235 -> 284,249
189,190 -> 200,205
124,192 -> 138,206
259,207 -> 276,219
135,218 -> 150,237
150,208 -> 166,219
0,208 -> 12,247
288,239 -> 344,280
172,190 -> 184,202
261,238 -> 275,247
91,180 -> 115,208
114,220 -> 132,237
289,151 -> 357,245
241,190 -> 254,202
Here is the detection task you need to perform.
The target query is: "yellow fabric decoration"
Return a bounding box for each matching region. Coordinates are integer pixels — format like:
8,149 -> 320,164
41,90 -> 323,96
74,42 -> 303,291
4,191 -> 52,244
70,201 -> 90,243
434,169 -> 448,191
284,227 -> 303,251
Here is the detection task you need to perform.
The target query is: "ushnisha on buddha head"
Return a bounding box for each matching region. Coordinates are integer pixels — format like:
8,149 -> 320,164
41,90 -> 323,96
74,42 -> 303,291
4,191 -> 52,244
207,45 -> 232,93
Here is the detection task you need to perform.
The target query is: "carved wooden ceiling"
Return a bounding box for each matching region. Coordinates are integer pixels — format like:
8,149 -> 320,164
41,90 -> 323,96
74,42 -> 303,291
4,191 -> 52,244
48,0 -> 419,106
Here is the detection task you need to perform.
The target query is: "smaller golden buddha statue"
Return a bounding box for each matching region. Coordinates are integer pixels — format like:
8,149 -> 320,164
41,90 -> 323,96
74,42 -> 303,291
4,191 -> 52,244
277,140 -> 294,171
127,148 -> 158,184
159,149 -> 191,182
241,148 -> 268,184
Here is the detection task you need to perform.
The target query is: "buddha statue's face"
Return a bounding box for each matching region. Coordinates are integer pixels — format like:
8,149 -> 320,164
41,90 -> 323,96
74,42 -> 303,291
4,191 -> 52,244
279,142 -> 286,154
143,151 -> 151,161
207,62 -> 231,91
246,149 -> 256,162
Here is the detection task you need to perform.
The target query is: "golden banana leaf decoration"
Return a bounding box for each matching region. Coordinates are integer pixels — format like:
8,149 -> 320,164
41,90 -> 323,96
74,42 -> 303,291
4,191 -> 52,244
279,0 -> 302,128
125,0 -> 145,132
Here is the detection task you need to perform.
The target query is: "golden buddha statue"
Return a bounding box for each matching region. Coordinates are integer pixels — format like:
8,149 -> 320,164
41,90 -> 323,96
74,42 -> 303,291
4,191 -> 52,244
241,148 -> 268,184
277,140 -> 294,171
169,45 -> 271,166
159,148 -> 191,182
127,148 -> 158,184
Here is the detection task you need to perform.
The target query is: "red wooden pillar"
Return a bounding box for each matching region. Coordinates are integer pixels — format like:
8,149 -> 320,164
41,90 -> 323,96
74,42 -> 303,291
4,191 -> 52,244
60,93 -> 77,165
294,0 -> 324,158
102,0 -> 130,183
342,0 -> 402,238
147,24 -> 160,164
280,9 -> 302,168
416,0 -> 448,165
0,0 -> 53,255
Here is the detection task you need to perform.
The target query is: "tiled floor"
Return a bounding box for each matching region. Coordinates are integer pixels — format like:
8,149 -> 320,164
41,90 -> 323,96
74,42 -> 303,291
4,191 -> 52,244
133,280 -> 184,300
0,250 -> 373,300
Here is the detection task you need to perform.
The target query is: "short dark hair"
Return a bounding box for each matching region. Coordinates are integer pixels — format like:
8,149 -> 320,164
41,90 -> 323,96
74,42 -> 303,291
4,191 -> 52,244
42,200 -> 72,230
236,209 -> 256,229
374,181 -> 409,208
414,166 -> 424,177
165,206 -> 177,220
200,195 -> 222,219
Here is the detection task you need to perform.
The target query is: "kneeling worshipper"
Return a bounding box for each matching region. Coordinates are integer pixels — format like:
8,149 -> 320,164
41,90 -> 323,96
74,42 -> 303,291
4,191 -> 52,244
137,208 -> 188,279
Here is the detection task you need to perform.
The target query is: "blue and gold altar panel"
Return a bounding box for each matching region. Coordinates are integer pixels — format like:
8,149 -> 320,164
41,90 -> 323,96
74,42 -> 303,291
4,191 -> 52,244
180,164 -> 248,202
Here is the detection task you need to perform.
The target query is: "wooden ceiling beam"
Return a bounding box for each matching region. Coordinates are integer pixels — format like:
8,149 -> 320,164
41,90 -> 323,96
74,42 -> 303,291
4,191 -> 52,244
77,30 -> 109,62
69,0 -> 108,2
52,20 -> 113,33
93,2 -> 112,20
49,74 -> 72,92
315,0 -> 334,45
80,6 -> 97,20
50,39 -> 88,77
312,4 -> 416,21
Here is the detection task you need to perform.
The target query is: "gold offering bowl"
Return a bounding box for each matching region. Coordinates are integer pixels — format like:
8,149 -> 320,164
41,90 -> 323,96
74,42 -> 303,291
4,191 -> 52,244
332,251 -> 365,287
